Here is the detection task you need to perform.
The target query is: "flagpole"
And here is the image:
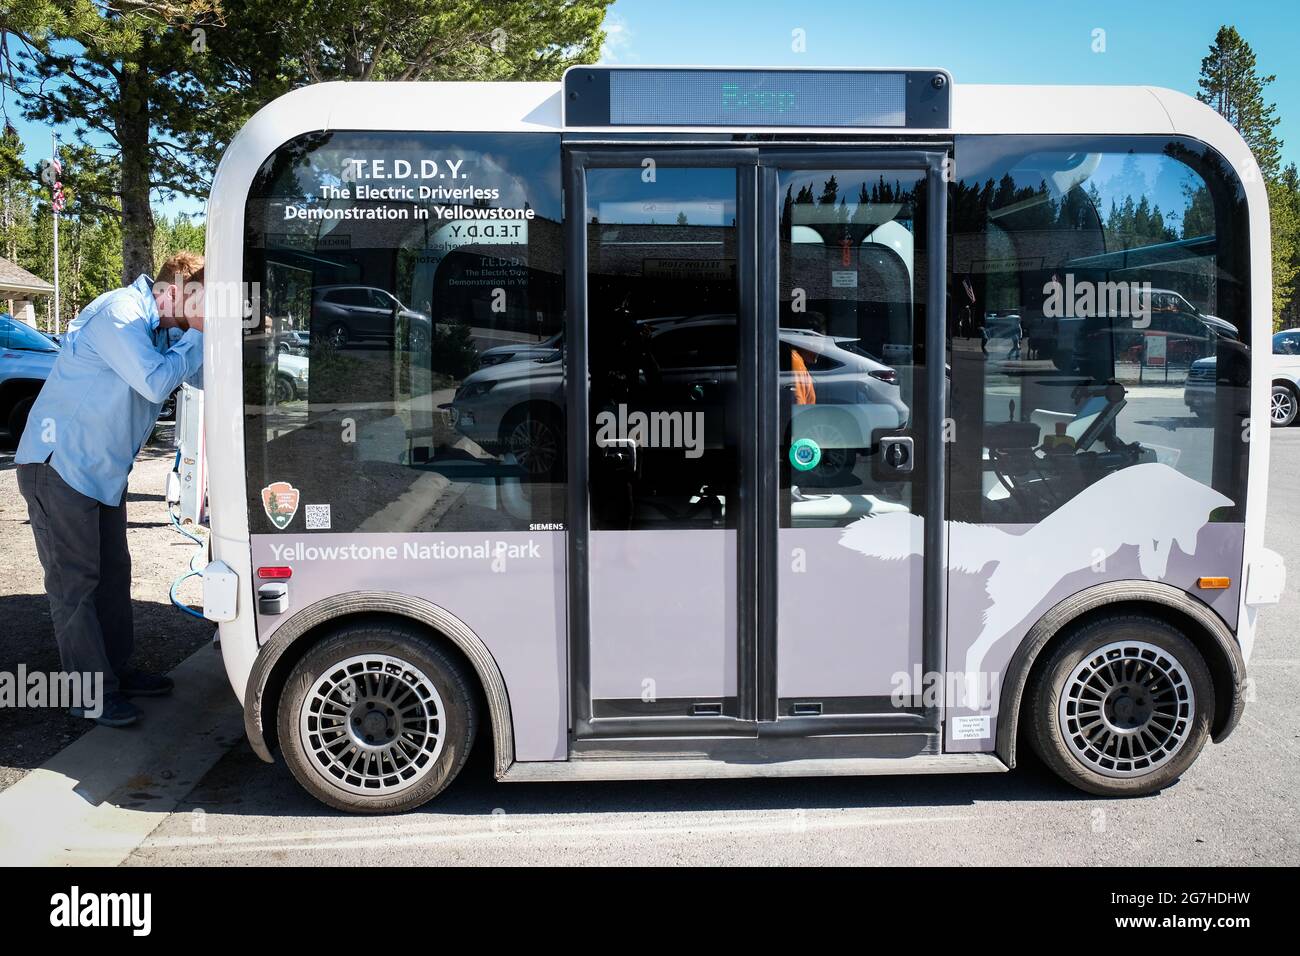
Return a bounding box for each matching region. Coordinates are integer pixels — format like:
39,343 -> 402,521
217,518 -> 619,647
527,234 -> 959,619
51,132 -> 60,336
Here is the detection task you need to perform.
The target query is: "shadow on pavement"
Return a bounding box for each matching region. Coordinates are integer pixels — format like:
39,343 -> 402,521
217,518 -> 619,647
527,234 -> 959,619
174,728 -> 1093,823
0,593 -> 212,778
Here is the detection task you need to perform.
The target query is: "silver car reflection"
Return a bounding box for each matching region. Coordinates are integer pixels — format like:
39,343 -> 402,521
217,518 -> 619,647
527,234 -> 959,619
444,317 -> 909,481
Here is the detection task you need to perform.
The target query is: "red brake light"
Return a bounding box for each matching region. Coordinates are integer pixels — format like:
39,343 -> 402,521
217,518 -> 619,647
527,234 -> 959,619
257,566 -> 293,579
871,369 -> 898,385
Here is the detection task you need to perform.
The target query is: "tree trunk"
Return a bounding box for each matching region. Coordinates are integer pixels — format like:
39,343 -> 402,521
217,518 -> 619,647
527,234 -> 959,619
118,51 -> 154,283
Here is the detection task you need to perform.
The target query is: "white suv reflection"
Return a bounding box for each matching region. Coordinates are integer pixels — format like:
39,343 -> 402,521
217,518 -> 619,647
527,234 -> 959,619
443,316 -> 910,481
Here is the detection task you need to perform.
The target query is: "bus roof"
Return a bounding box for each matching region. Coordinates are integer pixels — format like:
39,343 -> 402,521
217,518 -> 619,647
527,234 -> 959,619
225,76 -> 1225,139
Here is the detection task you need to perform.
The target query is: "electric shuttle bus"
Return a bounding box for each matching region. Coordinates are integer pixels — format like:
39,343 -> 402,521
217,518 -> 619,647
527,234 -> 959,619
199,68 -> 1286,813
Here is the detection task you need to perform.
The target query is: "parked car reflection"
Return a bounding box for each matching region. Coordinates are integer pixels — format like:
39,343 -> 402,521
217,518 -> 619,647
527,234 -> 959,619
274,352 -> 310,403
276,329 -> 310,355
311,285 -> 431,352
442,315 -> 909,485
478,331 -> 562,367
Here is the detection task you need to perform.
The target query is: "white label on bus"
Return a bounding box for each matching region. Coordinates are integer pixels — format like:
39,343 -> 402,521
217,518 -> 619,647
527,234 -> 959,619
831,270 -> 858,288
951,715 -> 991,740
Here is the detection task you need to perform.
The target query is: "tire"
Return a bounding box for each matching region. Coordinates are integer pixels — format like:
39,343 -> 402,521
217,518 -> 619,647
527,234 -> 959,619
501,404 -> 564,479
277,621 -> 478,814
6,394 -> 35,442
325,322 -> 349,349
274,375 -> 296,404
1271,383 -> 1297,427
798,412 -> 857,484
1028,614 -> 1213,797
409,323 -> 430,354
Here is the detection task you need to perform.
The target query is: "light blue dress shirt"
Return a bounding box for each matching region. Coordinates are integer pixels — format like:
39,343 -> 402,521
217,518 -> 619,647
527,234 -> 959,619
16,274 -> 204,506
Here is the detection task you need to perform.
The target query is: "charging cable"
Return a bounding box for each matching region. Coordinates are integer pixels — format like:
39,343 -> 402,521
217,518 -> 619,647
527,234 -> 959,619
167,449 -> 207,620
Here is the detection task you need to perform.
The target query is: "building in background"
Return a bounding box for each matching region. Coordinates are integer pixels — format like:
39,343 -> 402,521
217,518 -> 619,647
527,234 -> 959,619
0,257 -> 55,328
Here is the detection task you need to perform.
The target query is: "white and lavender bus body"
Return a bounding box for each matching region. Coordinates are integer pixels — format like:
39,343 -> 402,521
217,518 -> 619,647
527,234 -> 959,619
200,68 -> 1284,812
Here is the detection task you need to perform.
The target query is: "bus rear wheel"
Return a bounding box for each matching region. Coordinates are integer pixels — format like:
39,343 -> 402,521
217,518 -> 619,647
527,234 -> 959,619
1028,614 -> 1213,797
278,621 -> 478,813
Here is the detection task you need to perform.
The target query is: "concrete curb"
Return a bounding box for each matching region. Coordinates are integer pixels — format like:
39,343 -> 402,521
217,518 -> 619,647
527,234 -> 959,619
0,641 -> 244,866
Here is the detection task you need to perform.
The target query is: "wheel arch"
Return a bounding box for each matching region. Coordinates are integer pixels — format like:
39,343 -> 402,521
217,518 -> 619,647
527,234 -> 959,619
498,397 -> 564,437
243,591 -> 515,778
0,377 -> 45,416
1273,377 -> 1300,396
995,580 -> 1246,769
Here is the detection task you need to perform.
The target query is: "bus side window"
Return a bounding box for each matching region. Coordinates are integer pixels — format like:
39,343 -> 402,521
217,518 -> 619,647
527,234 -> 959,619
948,136 -> 1249,524
242,131 -> 567,535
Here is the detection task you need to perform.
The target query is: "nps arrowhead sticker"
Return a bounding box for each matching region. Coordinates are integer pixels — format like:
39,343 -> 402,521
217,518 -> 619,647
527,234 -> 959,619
261,481 -> 300,530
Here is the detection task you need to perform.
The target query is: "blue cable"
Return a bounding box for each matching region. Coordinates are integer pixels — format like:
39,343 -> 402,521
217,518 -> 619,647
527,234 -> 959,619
168,503 -> 208,621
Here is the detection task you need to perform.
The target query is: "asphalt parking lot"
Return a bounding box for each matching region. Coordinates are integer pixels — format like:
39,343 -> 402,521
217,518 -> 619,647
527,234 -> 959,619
3,432 -> 1298,866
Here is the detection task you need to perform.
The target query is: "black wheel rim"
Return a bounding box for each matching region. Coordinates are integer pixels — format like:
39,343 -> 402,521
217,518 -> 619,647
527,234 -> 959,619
1059,640 -> 1194,778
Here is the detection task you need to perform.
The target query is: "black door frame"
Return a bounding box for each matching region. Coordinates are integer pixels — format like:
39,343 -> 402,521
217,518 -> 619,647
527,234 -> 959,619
565,147 -> 760,740
565,145 -> 948,743
756,149 -> 949,736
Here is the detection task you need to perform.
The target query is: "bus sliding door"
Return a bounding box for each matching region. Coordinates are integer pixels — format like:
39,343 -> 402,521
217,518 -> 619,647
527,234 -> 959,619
758,151 -> 948,736
566,146 -> 948,748
566,149 -> 760,738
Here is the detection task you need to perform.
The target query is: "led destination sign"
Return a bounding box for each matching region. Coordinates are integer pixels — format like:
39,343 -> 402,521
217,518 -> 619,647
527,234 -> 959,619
563,68 -> 951,130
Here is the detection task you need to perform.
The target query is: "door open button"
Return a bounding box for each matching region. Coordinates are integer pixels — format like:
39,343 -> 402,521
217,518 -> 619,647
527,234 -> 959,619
880,436 -> 914,473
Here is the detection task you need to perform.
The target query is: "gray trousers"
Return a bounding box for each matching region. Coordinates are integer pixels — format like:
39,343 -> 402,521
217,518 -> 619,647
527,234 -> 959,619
16,462 -> 133,694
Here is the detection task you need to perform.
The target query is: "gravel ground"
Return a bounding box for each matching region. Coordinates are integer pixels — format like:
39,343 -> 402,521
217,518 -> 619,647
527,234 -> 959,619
0,424 -> 215,791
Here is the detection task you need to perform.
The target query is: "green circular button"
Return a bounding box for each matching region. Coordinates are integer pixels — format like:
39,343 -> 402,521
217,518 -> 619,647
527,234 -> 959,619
790,438 -> 821,472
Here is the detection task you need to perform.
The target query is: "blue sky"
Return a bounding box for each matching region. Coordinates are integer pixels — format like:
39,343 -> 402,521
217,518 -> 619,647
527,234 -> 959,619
5,0 -> 1297,220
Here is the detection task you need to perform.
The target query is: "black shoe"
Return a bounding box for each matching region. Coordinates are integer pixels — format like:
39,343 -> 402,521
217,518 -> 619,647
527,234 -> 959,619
119,669 -> 175,698
70,692 -> 141,728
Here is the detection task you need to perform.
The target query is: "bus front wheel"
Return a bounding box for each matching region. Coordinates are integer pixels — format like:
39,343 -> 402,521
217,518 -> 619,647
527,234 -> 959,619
1028,614 -> 1213,797
278,620 -> 478,813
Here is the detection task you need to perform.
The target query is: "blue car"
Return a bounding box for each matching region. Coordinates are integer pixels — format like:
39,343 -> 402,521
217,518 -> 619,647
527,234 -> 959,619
0,314 -> 59,441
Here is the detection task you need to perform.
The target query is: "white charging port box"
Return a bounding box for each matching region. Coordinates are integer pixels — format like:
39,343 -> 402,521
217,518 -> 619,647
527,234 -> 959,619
1245,548 -> 1286,606
203,560 -> 239,622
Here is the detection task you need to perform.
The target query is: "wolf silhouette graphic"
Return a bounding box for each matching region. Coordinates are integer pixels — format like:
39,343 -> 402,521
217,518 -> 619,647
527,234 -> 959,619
837,463 -> 1233,675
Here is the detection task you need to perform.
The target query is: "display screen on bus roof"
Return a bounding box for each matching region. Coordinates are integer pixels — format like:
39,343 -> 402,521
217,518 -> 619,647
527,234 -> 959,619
563,68 -> 951,129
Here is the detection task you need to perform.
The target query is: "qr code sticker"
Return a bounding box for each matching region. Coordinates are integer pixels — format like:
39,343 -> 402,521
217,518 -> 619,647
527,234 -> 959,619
305,504 -> 331,530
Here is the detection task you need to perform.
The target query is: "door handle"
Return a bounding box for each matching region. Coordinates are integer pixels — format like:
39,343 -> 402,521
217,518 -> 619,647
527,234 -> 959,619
879,435 -> 914,473
600,437 -> 637,473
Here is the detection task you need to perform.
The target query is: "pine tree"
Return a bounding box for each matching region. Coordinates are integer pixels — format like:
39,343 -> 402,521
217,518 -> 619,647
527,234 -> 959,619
0,127 -> 40,318
1197,25 -> 1294,326
6,2 -> 225,279
1197,25 -> 1283,179
6,0 -> 612,280
1272,164 -> 1300,330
